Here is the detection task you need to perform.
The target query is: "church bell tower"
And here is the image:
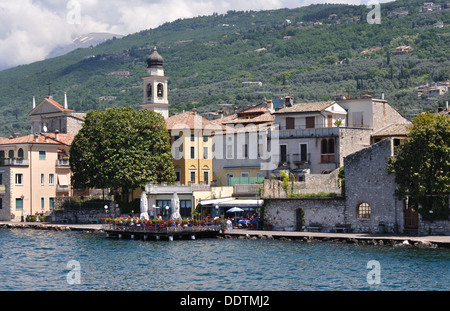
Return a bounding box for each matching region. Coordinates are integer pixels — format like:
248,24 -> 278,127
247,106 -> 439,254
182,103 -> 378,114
141,47 -> 169,118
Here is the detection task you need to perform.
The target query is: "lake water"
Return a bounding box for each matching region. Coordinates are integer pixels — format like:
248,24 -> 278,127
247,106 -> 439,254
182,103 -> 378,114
0,228 -> 449,291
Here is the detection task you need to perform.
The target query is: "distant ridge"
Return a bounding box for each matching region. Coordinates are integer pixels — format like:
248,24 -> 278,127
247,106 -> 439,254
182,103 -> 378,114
47,32 -> 124,59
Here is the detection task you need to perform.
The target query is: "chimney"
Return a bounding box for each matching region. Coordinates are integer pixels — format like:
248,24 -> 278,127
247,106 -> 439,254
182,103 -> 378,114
285,96 -> 294,107
192,107 -> 197,115
381,93 -> 385,100
64,92 -> 68,109
266,99 -> 274,111
54,130 -> 59,140
218,110 -> 224,119
234,106 -> 238,113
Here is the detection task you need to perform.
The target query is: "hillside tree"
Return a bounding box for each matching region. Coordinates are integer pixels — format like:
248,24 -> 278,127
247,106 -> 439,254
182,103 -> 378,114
389,112 -> 450,220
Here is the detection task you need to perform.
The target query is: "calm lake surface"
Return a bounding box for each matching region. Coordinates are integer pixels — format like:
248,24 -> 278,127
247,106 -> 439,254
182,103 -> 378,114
0,228 -> 449,291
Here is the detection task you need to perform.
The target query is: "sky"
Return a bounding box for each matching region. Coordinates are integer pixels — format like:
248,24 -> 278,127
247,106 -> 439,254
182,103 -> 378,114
0,0 -> 393,70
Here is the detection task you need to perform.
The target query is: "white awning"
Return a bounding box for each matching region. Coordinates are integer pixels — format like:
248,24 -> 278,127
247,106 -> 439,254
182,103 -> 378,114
58,175 -> 69,186
218,199 -> 263,207
199,197 -> 235,205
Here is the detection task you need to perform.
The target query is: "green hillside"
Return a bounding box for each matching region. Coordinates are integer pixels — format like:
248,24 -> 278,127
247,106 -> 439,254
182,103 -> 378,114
0,0 -> 449,137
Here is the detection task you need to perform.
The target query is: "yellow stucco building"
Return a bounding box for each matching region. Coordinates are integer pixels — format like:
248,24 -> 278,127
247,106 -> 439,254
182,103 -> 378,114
166,109 -> 221,185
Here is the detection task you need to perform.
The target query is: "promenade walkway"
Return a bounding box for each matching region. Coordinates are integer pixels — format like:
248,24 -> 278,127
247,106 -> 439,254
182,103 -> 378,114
224,229 -> 450,247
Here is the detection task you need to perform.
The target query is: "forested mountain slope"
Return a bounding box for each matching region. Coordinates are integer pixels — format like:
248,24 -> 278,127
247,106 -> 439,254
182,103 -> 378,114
0,0 -> 449,137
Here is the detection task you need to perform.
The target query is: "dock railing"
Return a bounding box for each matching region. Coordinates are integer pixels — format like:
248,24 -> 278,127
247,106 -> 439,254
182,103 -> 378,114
102,222 -> 222,234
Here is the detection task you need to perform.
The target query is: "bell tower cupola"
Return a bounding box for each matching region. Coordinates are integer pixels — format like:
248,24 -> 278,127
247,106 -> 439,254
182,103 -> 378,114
141,47 -> 169,118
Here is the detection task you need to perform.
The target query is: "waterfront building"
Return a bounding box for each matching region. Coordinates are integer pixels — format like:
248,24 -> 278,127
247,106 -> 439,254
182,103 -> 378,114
165,109 -> 221,186
271,95 -> 411,177
211,100 -> 274,186
0,131 -> 74,221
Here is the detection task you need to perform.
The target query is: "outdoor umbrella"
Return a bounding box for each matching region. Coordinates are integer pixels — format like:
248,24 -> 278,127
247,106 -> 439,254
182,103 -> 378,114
226,207 -> 244,221
226,207 -> 244,213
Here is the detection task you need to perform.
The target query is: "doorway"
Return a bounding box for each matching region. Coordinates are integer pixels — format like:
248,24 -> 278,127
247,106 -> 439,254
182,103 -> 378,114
404,202 -> 418,234
295,208 -> 305,231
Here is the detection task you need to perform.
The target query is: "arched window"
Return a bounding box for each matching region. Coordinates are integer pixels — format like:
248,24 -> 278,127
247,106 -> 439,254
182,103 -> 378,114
8,150 -> 14,159
157,83 -> 164,98
321,139 -> 328,154
147,84 -> 152,98
357,202 -> 371,219
17,148 -> 24,159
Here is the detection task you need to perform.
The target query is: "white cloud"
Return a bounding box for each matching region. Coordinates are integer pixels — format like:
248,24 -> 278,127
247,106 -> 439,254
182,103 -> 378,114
0,0 -> 392,70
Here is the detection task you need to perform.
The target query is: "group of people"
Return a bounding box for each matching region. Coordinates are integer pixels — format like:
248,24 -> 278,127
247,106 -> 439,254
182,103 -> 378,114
226,215 -> 262,230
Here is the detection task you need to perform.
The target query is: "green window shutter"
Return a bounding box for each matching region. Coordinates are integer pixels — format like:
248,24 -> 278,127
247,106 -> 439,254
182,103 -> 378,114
16,198 -> 23,210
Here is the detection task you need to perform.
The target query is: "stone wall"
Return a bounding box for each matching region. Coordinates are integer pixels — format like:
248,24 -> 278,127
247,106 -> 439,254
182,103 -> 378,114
66,114 -> 85,135
344,138 -> 403,233
263,169 -> 341,198
420,219 -> 450,236
262,138 -> 449,235
372,100 -> 411,132
338,128 -> 372,166
52,207 -> 120,224
264,198 -> 346,231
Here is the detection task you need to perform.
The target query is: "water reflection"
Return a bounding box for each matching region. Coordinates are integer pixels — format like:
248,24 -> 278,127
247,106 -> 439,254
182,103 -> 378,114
0,228 -> 449,291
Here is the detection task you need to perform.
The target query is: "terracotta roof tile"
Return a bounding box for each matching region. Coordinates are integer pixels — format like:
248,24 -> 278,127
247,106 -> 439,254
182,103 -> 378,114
274,101 -> 335,114
42,98 -> 74,112
219,112 -> 274,125
372,123 -> 411,137
0,133 -> 74,146
165,111 -> 224,131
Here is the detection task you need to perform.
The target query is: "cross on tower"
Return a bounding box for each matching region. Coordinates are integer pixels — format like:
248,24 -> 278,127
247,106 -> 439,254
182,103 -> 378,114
47,80 -> 52,97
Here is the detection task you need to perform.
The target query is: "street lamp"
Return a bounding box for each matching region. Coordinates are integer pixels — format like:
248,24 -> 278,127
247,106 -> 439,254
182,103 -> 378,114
165,205 -> 170,223
152,204 -> 156,219
104,205 -> 109,228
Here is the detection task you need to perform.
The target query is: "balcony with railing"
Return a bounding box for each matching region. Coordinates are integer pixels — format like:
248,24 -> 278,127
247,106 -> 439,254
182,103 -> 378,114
0,158 -> 29,166
279,154 -> 290,166
56,185 -> 70,193
271,126 -> 341,139
145,183 -> 210,194
292,153 -> 311,167
56,158 -> 70,167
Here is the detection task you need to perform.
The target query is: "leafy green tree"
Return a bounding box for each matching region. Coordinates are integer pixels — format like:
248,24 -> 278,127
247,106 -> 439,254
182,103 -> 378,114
389,113 -> 450,220
70,106 -> 175,201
